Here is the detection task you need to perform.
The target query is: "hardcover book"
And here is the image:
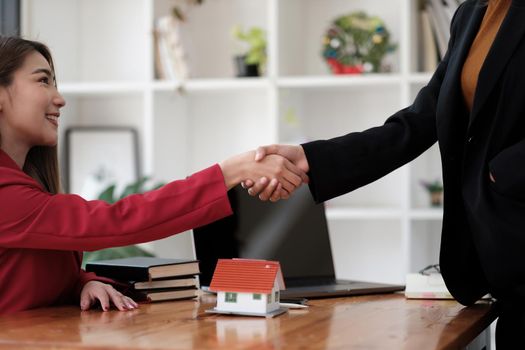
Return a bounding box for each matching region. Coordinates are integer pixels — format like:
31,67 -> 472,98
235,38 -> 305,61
132,277 -> 198,290
86,257 -> 200,281
132,288 -> 199,302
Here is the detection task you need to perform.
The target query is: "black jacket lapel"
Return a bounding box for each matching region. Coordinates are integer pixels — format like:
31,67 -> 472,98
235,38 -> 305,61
438,2 -> 485,146
469,2 -> 525,131
446,2 -> 486,89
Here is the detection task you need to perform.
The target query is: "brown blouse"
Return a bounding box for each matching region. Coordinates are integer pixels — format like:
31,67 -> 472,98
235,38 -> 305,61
461,0 -> 511,111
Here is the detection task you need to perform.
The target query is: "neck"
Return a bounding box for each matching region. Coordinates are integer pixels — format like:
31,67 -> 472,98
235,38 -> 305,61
0,142 -> 28,169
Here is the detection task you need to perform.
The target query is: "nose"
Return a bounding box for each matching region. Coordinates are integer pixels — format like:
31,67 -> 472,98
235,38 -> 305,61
53,90 -> 66,109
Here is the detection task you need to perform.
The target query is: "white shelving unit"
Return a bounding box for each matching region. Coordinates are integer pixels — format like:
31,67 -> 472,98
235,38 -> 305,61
22,0 -> 444,285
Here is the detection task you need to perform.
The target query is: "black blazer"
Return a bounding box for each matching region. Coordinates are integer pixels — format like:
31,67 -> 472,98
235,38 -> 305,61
302,0 -> 525,306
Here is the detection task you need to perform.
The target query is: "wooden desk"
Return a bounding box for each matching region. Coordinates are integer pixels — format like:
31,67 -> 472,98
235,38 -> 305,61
0,293 -> 496,350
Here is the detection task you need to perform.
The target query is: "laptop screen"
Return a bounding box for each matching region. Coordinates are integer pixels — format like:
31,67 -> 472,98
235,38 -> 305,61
193,185 -> 336,287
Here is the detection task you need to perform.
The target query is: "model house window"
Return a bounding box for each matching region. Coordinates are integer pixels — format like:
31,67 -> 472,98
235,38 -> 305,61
225,292 -> 237,303
267,294 -> 272,304
275,291 -> 279,302
253,293 -> 262,300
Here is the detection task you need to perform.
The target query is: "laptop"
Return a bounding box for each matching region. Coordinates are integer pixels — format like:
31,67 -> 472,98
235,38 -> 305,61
192,185 -> 405,298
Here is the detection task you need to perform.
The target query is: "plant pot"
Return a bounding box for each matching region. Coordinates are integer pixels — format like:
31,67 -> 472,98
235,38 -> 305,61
234,55 -> 259,77
430,192 -> 443,207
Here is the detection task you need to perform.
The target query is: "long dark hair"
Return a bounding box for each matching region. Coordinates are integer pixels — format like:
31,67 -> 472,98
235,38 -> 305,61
0,36 -> 61,194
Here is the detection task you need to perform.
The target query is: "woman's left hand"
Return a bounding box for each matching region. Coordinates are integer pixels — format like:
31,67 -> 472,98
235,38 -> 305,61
80,281 -> 138,311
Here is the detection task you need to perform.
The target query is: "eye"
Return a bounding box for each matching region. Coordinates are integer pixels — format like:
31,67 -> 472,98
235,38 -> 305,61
39,76 -> 50,85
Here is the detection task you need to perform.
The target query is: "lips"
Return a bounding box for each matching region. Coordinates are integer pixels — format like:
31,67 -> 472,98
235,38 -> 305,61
45,114 -> 59,127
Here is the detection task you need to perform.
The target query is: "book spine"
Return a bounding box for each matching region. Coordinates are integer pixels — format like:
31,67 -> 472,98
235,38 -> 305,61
426,1 -> 448,59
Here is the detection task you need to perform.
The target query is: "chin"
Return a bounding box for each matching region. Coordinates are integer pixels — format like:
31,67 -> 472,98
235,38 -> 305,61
43,133 -> 59,146
40,138 -> 58,147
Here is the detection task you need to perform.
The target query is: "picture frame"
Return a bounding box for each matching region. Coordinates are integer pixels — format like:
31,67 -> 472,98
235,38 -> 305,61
0,0 -> 20,36
64,127 -> 140,198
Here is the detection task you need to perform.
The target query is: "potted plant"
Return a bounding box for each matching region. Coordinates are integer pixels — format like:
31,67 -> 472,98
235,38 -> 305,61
81,177 -> 165,268
420,180 -> 444,207
232,25 -> 267,77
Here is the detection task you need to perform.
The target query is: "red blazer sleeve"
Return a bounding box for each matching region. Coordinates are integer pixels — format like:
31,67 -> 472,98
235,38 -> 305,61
0,164 -> 232,251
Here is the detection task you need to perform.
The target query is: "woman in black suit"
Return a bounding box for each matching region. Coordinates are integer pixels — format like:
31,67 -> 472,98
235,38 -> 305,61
245,0 -> 525,346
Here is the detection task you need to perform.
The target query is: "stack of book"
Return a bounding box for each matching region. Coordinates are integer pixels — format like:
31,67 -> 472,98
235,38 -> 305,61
86,257 -> 200,302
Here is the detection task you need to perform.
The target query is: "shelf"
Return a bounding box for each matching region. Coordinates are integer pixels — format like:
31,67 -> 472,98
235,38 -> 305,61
409,208 -> 443,220
57,74 -> 430,95
23,0 -> 446,284
407,73 -> 433,85
152,78 -> 270,92
326,207 -> 403,220
58,82 -> 145,96
325,207 -> 444,221
277,75 -> 402,89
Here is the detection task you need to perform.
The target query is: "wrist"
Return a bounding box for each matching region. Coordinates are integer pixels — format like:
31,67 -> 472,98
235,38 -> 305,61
219,153 -> 248,190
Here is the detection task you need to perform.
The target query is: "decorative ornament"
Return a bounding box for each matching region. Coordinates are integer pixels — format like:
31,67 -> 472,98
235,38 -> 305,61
322,11 -> 397,74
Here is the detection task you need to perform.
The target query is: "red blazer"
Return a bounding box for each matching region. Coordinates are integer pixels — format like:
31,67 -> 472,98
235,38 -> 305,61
0,149 -> 232,314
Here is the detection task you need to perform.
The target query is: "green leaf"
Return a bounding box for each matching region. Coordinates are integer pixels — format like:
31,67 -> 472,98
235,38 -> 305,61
98,184 -> 116,204
89,177 -> 166,265
119,177 -> 150,200
232,25 -> 267,66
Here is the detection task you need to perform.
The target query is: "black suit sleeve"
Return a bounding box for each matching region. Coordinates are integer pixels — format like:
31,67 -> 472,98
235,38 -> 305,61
302,3 -> 466,203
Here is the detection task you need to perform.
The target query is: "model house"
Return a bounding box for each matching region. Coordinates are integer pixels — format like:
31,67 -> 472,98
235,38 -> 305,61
209,259 -> 285,315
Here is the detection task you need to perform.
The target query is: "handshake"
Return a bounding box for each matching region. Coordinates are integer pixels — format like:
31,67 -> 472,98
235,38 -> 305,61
219,144 -> 309,202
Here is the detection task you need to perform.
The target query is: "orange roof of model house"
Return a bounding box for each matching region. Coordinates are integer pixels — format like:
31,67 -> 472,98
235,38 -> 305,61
209,259 -> 286,294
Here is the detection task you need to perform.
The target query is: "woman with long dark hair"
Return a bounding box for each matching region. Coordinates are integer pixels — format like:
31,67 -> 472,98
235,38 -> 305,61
0,36 -> 307,315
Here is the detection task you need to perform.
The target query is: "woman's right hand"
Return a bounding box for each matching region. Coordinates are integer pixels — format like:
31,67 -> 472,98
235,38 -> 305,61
219,150 -> 308,200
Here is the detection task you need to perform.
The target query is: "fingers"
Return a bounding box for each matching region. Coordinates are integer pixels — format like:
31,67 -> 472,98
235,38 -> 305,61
282,160 -> 305,188
248,177 -> 268,196
285,158 -> 309,184
242,179 -> 255,189
107,287 -> 138,311
265,156 -> 305,194
278,175 -> 299,195
279,188 -> 290,200
247,149 -> 309,200
258,178 -> 279,201
80,282 -> 138,312
80,295 -> 93,311
248,178 -> 290,202
109,290 -> 128,311
127,296 -> 139,309
270,183 -> 287,202
255,145 -> 280,161
245,171 -> 299,201
97,289 -> 111,311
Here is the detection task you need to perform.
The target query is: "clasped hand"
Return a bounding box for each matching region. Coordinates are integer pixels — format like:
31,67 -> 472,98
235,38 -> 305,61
241,144 -> 309,202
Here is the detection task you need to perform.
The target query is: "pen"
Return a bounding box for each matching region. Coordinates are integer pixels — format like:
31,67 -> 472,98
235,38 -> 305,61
280,297 -> 308,305
280,302 -> 309,309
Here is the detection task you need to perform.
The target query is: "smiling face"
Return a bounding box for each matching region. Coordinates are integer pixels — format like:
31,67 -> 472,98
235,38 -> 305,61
0,51 -> 66,153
